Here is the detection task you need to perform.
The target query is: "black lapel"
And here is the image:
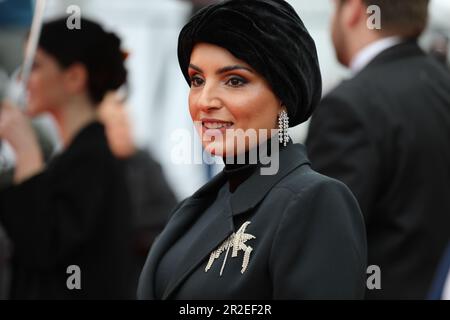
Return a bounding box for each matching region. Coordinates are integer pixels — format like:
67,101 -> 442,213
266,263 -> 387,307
162,201 -> 234,299
140,172 -> 227,299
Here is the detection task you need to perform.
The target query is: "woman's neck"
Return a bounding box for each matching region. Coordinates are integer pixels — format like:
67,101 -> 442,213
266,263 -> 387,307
223,138 -> 275,193
51,96 -> 98,148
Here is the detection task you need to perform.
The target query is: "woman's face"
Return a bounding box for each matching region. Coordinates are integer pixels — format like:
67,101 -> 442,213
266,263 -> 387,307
188,43 -> 282,157
26,49 -> 69,116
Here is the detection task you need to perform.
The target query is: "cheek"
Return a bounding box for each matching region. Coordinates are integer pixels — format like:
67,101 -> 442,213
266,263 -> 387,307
229,88 -> 279,130
331,11 -> 345,47
28,71 -> 43,93
29,70 -> 64,107
188,91 -> 197,120
27,72 -> 47,113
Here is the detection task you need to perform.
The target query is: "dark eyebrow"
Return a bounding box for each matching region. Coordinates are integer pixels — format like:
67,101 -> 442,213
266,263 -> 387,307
216,65 -> 254,74
188,64 -> 254,75
189,64 -> 203,73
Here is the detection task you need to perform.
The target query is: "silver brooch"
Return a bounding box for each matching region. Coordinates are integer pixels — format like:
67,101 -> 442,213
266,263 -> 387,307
205,221 -> 256,276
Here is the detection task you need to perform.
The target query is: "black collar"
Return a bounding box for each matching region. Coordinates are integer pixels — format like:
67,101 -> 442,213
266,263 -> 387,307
49,121 -> 105,165
222,138 -> 286,193
224,163 -> 258,193
364,39 -> 424,71
190,141 -> 311,216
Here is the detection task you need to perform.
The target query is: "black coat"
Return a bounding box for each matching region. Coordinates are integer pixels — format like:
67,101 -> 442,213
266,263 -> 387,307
0,122 -> 134,299
306,41 -> 450,299
138,143 -> 367,299
121,149 -> 177,294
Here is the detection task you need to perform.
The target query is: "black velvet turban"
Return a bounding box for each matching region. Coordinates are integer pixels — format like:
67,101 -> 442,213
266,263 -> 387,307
178,0 -> 322,126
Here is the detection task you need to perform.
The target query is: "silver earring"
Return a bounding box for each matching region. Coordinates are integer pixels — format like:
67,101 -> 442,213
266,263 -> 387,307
278,110 -> 290,147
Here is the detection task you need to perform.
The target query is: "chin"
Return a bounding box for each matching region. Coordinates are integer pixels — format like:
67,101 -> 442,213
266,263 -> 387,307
336,50 -> 350,67
27,100 -> 54,117
26,104 -> 41,117
204,141 -> 250,161
203,141 -> 225,157
332,37 -> 350,67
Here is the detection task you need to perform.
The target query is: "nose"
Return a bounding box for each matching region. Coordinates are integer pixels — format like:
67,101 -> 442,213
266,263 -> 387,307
196,81 -> 223,112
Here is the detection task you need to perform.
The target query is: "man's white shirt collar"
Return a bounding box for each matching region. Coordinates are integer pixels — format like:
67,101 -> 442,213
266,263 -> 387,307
350,36 -> 403,75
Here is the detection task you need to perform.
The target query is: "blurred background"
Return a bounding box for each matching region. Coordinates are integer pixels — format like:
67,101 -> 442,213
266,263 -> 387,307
1,0 -> 449,200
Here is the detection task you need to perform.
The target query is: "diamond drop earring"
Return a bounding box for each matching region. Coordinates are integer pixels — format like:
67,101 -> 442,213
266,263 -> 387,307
278,110 -> 290,147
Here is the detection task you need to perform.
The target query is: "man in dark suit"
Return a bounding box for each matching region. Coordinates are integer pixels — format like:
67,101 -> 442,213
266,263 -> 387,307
306,0 -> 450,299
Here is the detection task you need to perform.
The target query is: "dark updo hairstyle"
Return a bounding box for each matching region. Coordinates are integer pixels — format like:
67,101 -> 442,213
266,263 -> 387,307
38,17 -> 127,104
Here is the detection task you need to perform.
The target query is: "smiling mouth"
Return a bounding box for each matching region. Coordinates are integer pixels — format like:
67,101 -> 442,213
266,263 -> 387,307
202,121 -> 234,130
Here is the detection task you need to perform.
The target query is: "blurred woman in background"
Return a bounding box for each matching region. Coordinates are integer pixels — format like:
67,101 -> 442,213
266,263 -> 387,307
0,18 -> 134,299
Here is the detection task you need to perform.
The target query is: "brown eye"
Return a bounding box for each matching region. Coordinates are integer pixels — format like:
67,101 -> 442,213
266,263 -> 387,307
190,75 -> 205,87
226,76 -> 248,88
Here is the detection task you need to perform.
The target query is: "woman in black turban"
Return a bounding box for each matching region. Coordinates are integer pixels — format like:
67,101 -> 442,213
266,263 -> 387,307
138,0 -> 367,299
